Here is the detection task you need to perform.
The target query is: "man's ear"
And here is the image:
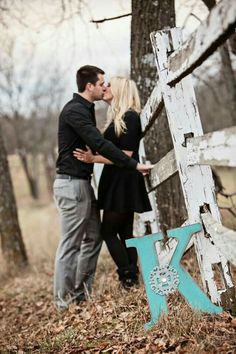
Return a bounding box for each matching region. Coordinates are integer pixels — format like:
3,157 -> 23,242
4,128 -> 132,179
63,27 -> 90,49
86,82 -> 93,92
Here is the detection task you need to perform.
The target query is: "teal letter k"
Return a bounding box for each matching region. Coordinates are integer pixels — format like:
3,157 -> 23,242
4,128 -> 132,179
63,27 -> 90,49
126,223 -> 222,330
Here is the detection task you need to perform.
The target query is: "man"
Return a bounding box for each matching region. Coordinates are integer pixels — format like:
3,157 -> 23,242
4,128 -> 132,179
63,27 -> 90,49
53,65 -> 151,310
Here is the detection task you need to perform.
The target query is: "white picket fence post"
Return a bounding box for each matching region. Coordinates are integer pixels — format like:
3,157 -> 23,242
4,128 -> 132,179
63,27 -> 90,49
150,27 -> 235,309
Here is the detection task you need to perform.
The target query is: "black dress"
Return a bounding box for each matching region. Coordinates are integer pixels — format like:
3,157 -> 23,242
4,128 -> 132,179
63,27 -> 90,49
98,110 -> 152,213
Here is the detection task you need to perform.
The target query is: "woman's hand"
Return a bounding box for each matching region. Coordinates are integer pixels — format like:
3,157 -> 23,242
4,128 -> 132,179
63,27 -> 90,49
73,146 -> 95,164
136,163 -> 154,176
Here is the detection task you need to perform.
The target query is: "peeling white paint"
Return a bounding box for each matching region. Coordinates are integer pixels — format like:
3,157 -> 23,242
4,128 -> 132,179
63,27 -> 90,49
202,212 -> 236,267
151,27 -> 235,306
149,149 -> 177,190
167,0 -> 236,85
140,84 -> 163,133
187,127 -> 236,167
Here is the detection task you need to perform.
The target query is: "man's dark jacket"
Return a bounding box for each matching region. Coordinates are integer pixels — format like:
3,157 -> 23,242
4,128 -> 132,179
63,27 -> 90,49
56,93 -> 138,178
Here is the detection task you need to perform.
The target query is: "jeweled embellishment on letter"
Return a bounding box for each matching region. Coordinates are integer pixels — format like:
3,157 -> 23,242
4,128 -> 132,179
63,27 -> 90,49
149,265 -> 179,296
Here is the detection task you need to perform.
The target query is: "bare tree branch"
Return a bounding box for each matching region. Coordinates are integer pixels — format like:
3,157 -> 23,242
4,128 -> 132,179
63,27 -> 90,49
190,12 -> 202,23
181,0 -> 199,27
90,13 -> 131,24
202,0 -> 216,11
219,205 -> 236,218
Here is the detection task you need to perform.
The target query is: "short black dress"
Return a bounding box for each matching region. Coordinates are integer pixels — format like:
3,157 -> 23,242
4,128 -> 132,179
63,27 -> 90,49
98,110 -> 152,213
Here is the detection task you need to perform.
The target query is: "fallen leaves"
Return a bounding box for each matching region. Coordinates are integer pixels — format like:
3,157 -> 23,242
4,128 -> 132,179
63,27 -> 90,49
0,259 -> 236,353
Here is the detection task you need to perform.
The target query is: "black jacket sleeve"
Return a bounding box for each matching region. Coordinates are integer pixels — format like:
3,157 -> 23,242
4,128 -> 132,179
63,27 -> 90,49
65,106 -> 138,170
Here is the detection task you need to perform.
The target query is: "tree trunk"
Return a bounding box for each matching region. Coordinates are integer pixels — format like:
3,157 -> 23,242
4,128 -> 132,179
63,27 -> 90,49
18,150 -> 39,199
131,0 -> 187,234
12,117 -> 39,200
43,149 -> 57,196
0,122 -> 28,269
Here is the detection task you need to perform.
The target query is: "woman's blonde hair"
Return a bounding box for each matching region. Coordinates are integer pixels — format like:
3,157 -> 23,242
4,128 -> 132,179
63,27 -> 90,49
104,76 -> 141,137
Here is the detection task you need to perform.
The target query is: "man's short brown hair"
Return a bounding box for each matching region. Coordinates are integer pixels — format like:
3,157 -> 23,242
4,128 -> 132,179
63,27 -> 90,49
76,65 -> 105,92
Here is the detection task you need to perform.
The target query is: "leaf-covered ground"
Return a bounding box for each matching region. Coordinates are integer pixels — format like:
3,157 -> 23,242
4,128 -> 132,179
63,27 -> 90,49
0,254 -> 236,354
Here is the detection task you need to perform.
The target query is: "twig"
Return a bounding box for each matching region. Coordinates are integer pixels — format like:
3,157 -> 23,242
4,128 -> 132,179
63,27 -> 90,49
219,191 -> 236,198
227,209 -> 236,218
219,205 -> 236,218
90,13 -> 131,24
190,12 -> 202,23
182,0 -> 199,27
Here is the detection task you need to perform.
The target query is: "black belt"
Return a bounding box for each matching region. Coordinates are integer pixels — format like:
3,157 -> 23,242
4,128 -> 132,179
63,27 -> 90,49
56,174 -> 91,181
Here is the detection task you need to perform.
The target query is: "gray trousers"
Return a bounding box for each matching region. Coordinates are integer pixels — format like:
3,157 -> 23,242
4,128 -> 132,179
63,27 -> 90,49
53,178 -> 102,309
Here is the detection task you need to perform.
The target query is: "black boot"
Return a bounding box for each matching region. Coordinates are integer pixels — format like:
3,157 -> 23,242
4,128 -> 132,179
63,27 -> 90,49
117,265 -> 139,289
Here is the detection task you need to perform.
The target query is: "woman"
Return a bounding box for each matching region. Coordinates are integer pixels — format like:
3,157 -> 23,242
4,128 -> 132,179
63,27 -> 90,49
73,77 -> 152,288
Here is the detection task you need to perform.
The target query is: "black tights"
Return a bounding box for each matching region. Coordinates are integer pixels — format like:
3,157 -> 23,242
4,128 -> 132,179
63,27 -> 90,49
101,211 -> 137,270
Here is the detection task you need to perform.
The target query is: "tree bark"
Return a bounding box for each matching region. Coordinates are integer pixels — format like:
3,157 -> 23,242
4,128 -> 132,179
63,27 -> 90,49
131,0 -> 187,233
0,122 -> 28,269
43,149 -> 57,196
18,150 -> 39,199
13,117 -> 39,200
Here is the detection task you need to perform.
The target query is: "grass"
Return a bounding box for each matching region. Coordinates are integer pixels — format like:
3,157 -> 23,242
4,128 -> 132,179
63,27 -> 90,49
0,156 -> 236,353
0,266 -> 236,353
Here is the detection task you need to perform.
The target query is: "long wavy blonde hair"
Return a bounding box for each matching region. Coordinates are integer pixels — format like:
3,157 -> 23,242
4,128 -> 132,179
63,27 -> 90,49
104,76 -> 141,137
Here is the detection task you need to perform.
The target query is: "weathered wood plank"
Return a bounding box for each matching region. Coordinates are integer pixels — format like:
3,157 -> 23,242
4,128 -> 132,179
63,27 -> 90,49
140,84 -> 163,134
147,149 -> 177,192
202,211 -> 236,266
151,27 -> 235,308
157,219 -> 193,266
166,0 -> 236,85
187,126 -> 236,167
136,139 -> 161,235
